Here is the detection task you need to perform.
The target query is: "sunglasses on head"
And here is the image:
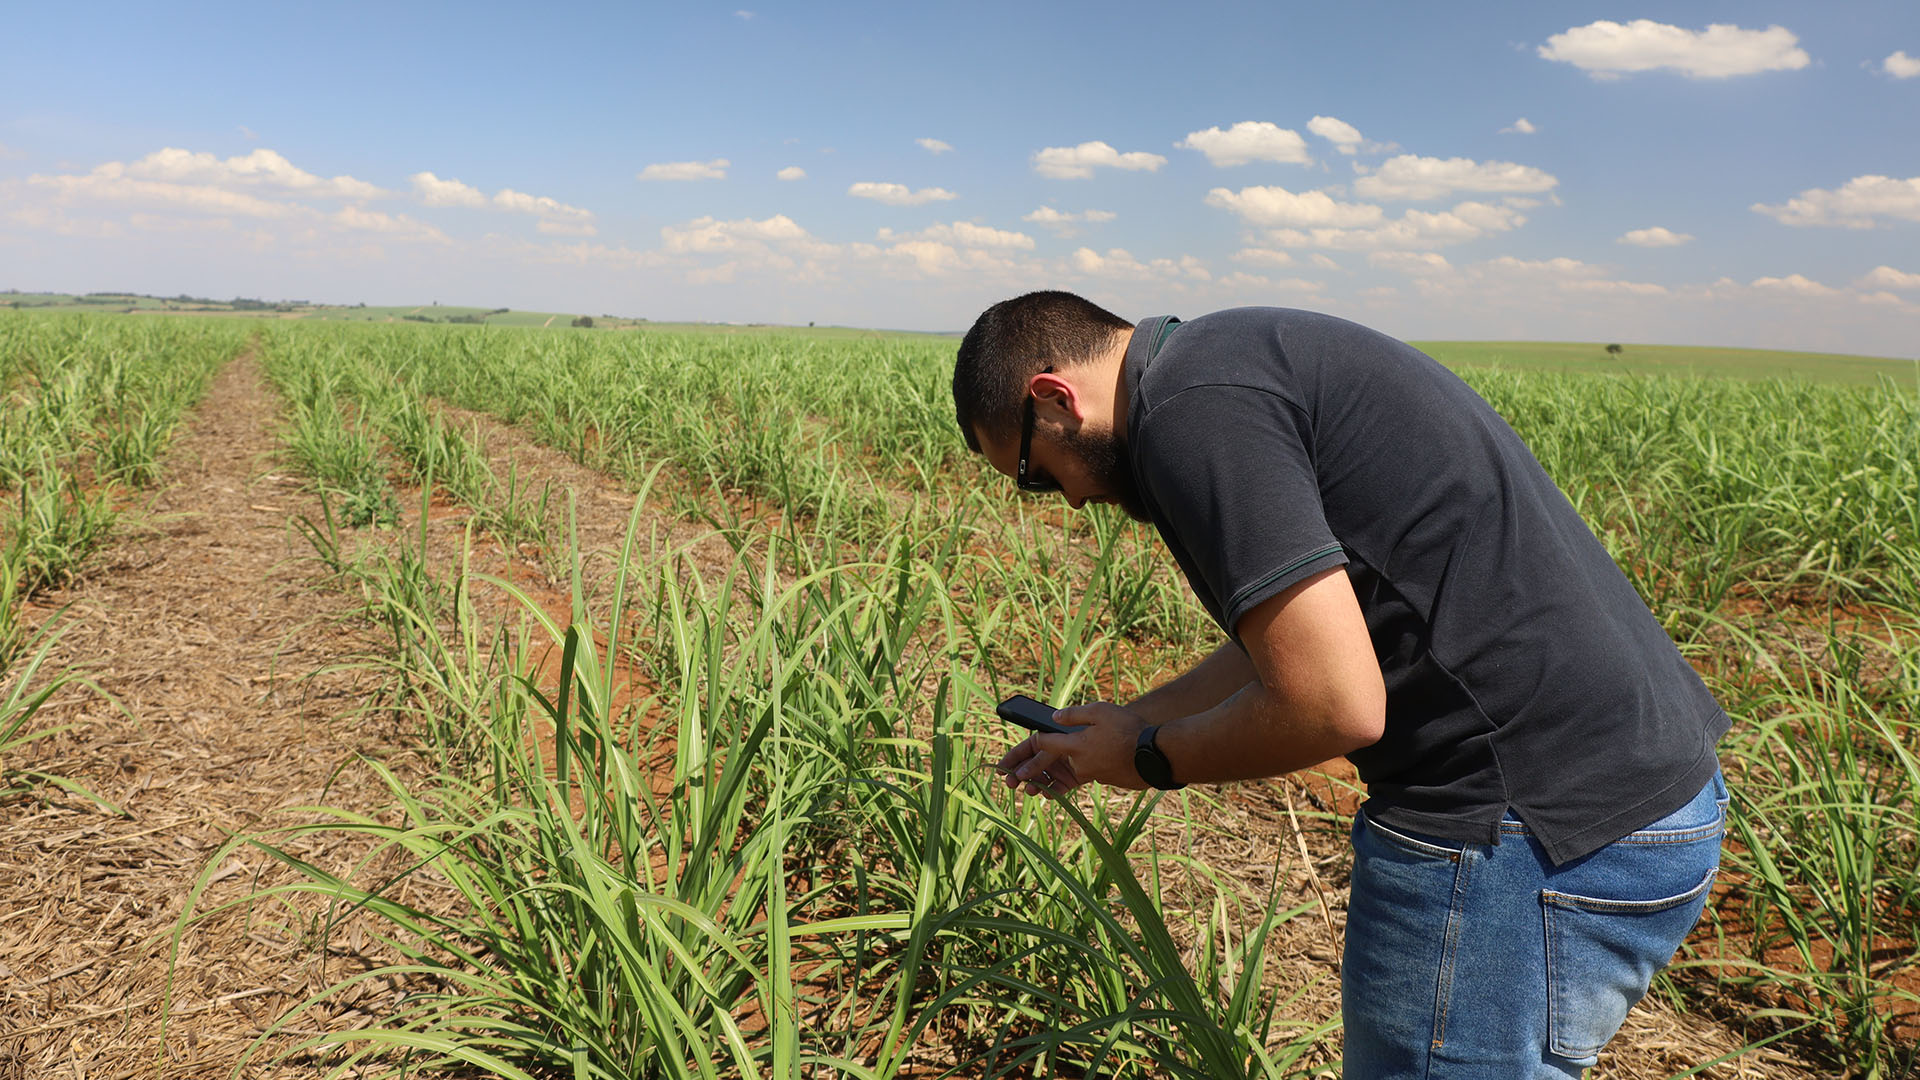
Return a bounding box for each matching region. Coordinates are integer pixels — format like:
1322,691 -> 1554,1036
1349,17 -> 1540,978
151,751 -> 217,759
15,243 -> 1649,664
1016,366 -> 1060,493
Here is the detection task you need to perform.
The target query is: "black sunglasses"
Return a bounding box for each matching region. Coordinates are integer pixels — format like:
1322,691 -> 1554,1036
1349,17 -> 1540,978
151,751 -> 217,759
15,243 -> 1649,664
1016,366 -> 1059,493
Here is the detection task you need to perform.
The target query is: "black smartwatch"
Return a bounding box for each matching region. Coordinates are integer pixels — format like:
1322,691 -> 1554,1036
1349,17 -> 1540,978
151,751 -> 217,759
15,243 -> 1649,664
1133,725 -> 1184,790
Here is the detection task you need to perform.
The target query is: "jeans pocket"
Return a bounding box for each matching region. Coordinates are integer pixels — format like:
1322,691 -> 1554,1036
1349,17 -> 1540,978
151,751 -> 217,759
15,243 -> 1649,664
1358,810 -> 1465,861
1542,866 -> 1717,1061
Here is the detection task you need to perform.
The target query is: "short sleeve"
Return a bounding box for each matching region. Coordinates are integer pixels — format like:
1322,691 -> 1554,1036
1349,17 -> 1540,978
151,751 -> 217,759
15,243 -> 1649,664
1134,384 -> 1348,636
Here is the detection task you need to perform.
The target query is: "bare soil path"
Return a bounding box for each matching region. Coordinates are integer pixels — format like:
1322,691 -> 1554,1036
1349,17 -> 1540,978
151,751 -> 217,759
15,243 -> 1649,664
0,353 -> 416,1079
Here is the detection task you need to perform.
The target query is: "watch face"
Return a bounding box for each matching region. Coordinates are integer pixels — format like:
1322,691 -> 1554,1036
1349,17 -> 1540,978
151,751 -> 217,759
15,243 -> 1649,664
1134,741 -> 1173,789
1132,748 -> 1153,786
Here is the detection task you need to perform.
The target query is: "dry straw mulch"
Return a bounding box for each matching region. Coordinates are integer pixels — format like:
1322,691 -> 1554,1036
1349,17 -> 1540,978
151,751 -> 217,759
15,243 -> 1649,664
0,354 -> 420,1079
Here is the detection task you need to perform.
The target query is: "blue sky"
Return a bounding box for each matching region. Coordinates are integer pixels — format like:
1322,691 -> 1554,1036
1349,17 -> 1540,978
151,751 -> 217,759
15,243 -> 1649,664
3,1 -> 1918,355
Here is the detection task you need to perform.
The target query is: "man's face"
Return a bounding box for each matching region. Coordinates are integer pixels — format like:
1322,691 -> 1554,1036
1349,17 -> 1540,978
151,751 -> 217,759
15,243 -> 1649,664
974,371 -> 1150,522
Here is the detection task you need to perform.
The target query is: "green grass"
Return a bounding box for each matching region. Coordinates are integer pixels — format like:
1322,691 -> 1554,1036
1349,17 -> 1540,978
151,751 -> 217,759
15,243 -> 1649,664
1414,340 -> 1919,386
2,312 -> 242,589
203,463 -> 1336,1078
625,321 -> 948,340
298,305 -> 501,323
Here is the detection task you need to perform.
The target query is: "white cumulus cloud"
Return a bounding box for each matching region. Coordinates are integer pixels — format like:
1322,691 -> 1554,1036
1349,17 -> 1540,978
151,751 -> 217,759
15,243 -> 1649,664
1559,278 -> 1670,296
657,215 -> 838,282
776,166 -> 806,181
863,236 -> 1029,278
1481,256 -> 1607,278
1752,273 -> 1837,296
1307,116 -> 1363,153
1619,226 -> 1694,247
638,159 -> 729,181
1369,251 -> 1455,276
1177,122 -> 1311,167
1353,155 -> 1559,201
1884,51 -> 1920,79
877,221 -> 1034,250
1070,247 -> 1209,281
124,147 -> 386,199
411,171 -> 487,208
1405,256 -> 1669,301
331,206 -> 448,242
917,137 -> 954,154
1259,201 -> 1528,251
1539,20 -> 1811,79
1204,186 -> 1385,228
1752,175 -> 1920,228
410,172 -> 594,233
1501,118 -> 1538,135
1032,141 -> 1168,180
1857,266 -> 1920,290
662,213 -> 823,254
1232,248 -> 1295,267
1857,291 -> 1913,309
1022,206 -> 1117,235
493,188 -> 592,221
1221,271 -> 1323,293
847,181 -> 958,206
882,240 -> 963,276
30,164 -> 316,220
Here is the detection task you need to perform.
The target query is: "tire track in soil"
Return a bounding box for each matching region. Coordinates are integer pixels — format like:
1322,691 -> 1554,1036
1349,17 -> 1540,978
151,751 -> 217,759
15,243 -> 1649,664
0,352 -> 430,1080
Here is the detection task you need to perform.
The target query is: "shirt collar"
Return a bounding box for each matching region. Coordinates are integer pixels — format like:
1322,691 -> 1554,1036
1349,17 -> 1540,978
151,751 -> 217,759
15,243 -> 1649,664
1123,314 -> 1180,435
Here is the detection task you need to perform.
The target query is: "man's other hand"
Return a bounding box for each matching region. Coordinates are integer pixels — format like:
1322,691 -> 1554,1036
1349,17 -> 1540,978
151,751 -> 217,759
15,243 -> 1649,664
995,701 -> 1150,796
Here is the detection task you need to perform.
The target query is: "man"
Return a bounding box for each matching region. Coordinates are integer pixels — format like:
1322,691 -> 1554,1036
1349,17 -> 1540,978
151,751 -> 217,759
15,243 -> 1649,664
955,291 -> 1729,1079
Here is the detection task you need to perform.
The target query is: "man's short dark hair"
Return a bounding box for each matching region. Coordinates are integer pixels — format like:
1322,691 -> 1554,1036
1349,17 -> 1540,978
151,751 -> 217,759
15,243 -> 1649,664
953,291 -> 1132,452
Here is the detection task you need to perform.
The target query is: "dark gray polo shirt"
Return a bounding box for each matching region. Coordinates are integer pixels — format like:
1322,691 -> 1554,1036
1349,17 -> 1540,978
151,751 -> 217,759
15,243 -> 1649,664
1124,308 -> 1728,865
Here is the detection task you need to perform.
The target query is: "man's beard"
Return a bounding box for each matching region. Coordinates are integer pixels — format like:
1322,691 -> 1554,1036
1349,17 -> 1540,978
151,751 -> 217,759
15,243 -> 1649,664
1061,426 -> 1151,523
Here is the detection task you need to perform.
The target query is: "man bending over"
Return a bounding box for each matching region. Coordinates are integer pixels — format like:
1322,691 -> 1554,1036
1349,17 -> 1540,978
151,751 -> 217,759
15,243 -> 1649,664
954,291 -> 1728,1079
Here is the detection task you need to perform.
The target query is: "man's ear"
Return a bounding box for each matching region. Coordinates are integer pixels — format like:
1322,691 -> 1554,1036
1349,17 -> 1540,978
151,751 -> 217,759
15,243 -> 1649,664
1028,370 -> 1082,429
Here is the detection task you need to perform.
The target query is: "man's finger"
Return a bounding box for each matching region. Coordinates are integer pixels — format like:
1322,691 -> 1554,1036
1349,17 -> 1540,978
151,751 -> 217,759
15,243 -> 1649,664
1014,745 -> 1068,783
996,733 -> 1040,765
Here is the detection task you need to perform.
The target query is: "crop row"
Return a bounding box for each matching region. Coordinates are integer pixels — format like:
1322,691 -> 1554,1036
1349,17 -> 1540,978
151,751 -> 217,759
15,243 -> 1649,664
250,321 -> 1920,614
0,315 -> 243,640
230,327 -> 1342,1076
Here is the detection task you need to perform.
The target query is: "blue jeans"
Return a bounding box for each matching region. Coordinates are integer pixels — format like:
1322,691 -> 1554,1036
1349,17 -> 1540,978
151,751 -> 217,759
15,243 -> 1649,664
1341,770 -> 1727,1078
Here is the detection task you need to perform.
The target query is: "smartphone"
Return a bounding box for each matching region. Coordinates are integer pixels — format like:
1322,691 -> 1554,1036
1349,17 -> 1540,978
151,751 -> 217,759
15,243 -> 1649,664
996,694 -> 1073,735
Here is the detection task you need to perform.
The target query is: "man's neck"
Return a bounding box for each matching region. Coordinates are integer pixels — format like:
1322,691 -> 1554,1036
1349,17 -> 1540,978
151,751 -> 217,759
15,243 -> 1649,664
1105,327 -> 1134,440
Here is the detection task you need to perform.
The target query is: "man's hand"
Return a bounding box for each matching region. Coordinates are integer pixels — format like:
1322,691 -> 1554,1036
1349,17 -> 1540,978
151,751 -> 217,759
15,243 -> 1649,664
995,701 -> 1150,797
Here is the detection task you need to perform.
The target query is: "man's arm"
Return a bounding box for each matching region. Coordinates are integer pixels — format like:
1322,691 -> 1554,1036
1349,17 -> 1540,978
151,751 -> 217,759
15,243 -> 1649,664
1124,639 -> 1257,725
1154,565 -> 1383,783
1002,566 -> 1382,794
